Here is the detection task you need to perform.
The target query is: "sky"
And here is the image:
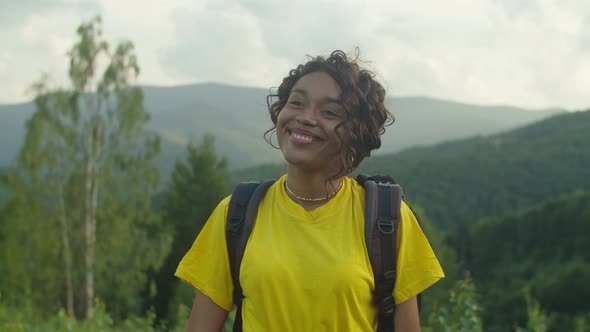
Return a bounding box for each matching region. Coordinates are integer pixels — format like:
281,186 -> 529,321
1,0 -> 589,110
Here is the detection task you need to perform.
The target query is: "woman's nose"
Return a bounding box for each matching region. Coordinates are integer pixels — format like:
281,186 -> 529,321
296,106 -> 318,126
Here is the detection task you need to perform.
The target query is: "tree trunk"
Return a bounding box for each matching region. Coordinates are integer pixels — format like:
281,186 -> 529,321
58,182 -> 74,317
85,119 -> 102,318
84,126 -> 95,318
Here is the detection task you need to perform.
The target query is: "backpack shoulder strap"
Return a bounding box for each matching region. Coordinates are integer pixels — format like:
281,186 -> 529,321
226,179 -> 275,332
356,174 -> 403,332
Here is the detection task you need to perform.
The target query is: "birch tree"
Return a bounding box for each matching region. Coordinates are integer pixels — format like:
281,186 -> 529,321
18,16 -> 170,318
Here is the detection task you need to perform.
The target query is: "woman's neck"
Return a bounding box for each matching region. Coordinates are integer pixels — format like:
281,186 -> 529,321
285,166 -> 343,208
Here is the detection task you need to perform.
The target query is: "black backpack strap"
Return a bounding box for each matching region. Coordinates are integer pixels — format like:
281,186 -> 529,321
226,179 -> 275,332
357,174 -> 403,332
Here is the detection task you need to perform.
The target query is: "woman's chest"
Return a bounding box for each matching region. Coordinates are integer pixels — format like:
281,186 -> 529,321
240,215 -> 375,298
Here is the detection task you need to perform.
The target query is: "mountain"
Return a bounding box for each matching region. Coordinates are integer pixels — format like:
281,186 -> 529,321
232,110 -> 590,232
471,190 -> 590,331
0,102 -> 34,168
0,83 -> 562,174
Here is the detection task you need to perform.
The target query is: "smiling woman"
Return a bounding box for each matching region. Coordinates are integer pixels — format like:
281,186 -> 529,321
175,50 -> 444,332
276,72 -> 345,180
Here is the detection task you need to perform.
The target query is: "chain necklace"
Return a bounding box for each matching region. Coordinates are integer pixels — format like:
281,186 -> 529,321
285,179 -> 343,202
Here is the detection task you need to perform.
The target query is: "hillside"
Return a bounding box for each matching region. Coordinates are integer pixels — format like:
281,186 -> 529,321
232,110 -> 590,232
0,83 -> 560,172
470,190 -> 590,331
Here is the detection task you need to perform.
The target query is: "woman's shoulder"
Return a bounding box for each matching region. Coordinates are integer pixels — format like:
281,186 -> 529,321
219,195 -> 232,207
346,176 -> 365,193
224,175 -> 287,207
209,195 -> 232,219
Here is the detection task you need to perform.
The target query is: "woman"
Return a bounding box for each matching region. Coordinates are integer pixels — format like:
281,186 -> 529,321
175,50 -> 444,331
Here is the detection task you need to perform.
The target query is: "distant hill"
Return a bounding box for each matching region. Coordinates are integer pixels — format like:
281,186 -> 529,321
0,83 -> 562,174
471,190 -> 590,330
0,102 -> 34,169
232,110 -> 590,232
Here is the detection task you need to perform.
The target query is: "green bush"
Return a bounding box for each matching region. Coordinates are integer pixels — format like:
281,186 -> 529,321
0,299 -> 188,332
424,273 -> 483,332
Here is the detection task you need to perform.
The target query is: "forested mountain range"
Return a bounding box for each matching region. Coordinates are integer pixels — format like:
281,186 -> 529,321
0,83 -> 561,175
471,190 -> 590,331
232,109 -> 590,232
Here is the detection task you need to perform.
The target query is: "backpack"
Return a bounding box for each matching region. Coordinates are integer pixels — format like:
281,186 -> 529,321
226,174 -> 415,332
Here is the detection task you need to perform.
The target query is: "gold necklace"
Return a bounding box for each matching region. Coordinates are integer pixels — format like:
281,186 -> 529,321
284,179 -> 343,202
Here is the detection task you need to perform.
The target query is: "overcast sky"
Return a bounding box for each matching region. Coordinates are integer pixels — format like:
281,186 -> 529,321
1,0 -> 589,110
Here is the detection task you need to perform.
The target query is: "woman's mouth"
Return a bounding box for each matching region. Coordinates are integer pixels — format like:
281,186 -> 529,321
289,128 -> 321,144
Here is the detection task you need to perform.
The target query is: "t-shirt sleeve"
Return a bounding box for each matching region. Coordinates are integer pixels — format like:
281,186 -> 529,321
174,196 -> 234,311
393,201 -> 445,304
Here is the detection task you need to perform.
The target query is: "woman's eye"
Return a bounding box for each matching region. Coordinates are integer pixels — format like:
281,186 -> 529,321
322,110 -> 340,118
289,100 -> 303,107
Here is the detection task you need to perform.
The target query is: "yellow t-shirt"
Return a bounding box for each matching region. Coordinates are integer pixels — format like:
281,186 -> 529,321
175,175 -> 444,331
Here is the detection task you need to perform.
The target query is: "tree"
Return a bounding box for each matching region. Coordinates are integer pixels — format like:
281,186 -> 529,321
17,15 -> 169,318
148,135 -> 228,322
515,291 -> 550,332
0,169 -> 63,312
425,272 -> 483,332
18,77 -> 78,315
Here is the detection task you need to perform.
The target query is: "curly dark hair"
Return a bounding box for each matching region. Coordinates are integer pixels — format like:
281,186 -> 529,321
265,49 -> 394,178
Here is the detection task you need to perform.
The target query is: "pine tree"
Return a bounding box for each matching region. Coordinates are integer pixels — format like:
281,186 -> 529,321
150,135 -> 228,322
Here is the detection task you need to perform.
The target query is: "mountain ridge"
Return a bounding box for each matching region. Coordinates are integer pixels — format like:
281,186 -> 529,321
0,83 -> 564,173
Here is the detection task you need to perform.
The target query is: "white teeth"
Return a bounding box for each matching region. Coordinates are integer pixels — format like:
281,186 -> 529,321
293,133 -> 313,141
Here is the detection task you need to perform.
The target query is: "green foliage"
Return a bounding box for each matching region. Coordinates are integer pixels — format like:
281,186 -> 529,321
0,171 -> 64,309
0,14 -> 170,320
223,309 -> 236,332
471,191 -> 590,331
515,291 -> 550,332
0,299 -> 188,332
424,273 -> 483,332
2,273 -> 584,331
574,314 -> 590,332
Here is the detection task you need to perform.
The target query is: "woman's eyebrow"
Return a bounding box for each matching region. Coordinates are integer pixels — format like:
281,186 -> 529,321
323,97 -> 342,105
291,88 -> 342,105
291,88 -> 307,96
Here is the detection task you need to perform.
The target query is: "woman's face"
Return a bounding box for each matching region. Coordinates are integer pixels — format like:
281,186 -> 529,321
276,71 -> 346,175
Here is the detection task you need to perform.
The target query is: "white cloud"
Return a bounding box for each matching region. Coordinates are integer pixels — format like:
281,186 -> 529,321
158,1 -> 290,88
0,53 -> 8,75
0,0 -> 588,110
95,0 -> 182,86
0,10 -> 85,101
